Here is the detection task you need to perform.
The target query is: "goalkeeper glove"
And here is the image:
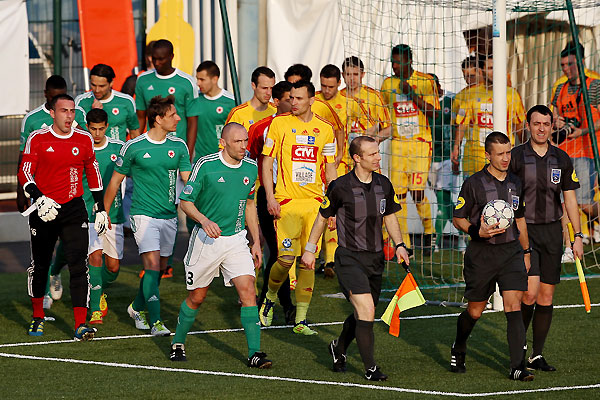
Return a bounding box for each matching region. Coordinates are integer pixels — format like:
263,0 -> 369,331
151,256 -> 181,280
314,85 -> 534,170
92,202 -> 109,236
35,196 -> 61,222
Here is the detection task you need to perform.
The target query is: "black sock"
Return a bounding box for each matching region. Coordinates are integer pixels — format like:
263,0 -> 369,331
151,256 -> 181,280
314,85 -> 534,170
355,319 -> 375,369
506,310 -> 526,369
453,311 -> 477,352
521,302 -> 535,332
532,304 -> 553,357
337,314 -> 356,354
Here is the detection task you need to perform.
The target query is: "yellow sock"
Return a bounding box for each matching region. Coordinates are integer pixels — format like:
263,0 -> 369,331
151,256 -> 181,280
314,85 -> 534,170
295,265 -> 315,304
581,210 -> 590,236
397,199 -> 411,247
323,228 -> 337,264
288,260 -> 297,285
267,258 -> 293,300
295,302 -> 310,324
416,196 -> 433,235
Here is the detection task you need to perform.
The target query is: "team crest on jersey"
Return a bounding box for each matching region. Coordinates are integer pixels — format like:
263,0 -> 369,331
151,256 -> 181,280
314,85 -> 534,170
216,106 -> 224,114
112,108 -> 119,115
512,195 -> 520,210
335,103 -> 342,109
243,176 -> 250,185
551,168 -> 561,184
110,154 -> 117,162
292,129 -> 296,133
313,128 -> 320,134
443,107 -> 450,114
168,150 -> 175,158
379,199 -> 386,214
72,147 -> 79,156
168,87 -> 176,94
282,238 -> 292,248
116,156 -> 123,167
183,185 -> 193,195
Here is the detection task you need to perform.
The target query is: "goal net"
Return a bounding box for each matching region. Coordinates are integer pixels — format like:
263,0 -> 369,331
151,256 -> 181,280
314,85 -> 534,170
337,0 -> 600,304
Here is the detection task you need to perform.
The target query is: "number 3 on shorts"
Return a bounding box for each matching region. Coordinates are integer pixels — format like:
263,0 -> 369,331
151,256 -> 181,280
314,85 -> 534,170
187,271 -> 194,285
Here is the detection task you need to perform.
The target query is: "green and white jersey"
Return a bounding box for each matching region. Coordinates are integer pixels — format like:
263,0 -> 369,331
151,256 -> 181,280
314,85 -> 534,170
20,104 -> 87,151
75,90 -> 139,142
115,133 -> 192,219
181,152 -> 257,236
135,69 -> 199,141
190,89 -> 236,161
83,138 -> 124,223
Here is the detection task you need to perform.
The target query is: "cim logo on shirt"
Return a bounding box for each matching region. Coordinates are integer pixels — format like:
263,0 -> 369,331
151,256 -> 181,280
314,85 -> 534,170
477,112 -> 494,128
291,145 -> 317,162
394,101 -> 418,117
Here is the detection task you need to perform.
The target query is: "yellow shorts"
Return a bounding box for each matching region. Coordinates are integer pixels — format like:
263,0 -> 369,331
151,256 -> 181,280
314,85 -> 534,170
389,139 -> 432,194
275,198 -> 322,257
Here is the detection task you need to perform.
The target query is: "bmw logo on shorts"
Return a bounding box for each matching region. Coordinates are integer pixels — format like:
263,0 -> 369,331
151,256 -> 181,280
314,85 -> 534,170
282,238 -> 292,248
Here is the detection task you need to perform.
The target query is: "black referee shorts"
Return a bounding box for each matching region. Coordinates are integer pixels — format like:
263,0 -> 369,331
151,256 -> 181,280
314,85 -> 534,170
528,220 -> 563,285
463,240 -> 527,302
334,246 -> 384,306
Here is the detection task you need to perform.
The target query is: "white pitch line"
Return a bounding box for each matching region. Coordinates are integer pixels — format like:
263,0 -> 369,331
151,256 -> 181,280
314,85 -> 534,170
0,352 -> 598,397
0,303 -> 597,349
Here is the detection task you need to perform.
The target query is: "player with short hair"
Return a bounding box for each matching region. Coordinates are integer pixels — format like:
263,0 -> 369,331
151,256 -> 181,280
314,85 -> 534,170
284,64 -> 313,83
452,54 -> 525,177
226,66 -> 276,129
381,44 -> 440,254
187,60 -> 236,161
259,80 -> 337,335
75,63 -> 139,141
18,93 -> 106,340
510,105 -> 583,371
135,39 -> 199,141
301,136 -> 410,381
451,131 -> 533,381
169,123 -> 271,368
83,108 -> 125,325
104,95 -> 192,336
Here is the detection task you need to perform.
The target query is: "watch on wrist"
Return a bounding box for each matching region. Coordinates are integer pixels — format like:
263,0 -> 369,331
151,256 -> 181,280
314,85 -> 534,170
395,242 -> 407,251
523,247 -> 532,255
574,232 -> 584,240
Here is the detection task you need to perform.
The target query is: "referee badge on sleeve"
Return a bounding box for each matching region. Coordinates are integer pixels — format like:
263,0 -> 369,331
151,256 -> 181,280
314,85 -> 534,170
551,169 -> 561,184
512,195 -> 520,210
380,199 -> 386,214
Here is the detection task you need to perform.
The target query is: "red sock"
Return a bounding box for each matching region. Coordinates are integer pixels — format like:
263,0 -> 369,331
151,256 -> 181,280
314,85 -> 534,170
73,307 -> 88,329
31,297 -> 45,319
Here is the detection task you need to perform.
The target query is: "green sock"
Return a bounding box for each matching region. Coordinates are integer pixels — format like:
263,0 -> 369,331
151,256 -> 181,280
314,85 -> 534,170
435,190 -> 453,247
89,265 -> 103,312
50,241 -> 68,276
172,300 -> 199,345
143,270 -> 161,325
101,262 -> 119,286
240,306 -> 261,358
132,275 -> 146,311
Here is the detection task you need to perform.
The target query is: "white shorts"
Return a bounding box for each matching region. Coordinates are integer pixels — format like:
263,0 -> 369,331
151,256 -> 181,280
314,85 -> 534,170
429,159 -> 457,191
88,223 -> 124,259
184,227 -> 254,289
130,215 -> 177,256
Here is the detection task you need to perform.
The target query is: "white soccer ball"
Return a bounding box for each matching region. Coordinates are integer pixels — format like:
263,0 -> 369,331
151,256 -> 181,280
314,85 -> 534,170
482,199 -> 514,230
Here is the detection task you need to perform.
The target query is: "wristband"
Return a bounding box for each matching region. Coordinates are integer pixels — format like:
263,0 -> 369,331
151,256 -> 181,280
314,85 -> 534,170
574,232 -> 584,240
395,242 -> 407,251
468,224 -> 484,241
304,242 -> 318,253
523,247 -> 532,255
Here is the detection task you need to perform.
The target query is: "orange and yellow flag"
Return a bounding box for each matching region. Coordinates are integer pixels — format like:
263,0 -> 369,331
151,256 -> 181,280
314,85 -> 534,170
381,273 -> 426,337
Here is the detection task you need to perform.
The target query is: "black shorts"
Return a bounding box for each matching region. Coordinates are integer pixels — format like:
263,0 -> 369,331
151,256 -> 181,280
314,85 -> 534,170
528,221 -> 563,285
334,246 -> 384,306
463,240 -> 528,302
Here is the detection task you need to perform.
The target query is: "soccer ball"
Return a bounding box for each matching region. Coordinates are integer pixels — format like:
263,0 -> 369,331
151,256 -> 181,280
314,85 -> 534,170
482,199 -> 514,230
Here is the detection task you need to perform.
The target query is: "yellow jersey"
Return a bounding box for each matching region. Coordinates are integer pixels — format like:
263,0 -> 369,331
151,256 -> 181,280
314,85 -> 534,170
226,101 -> 276,130
380,71 -> 440,142
340,85 -> 390,134
262,113 -> 336,201
312,98 -> 343,131
455,83 -> 525,175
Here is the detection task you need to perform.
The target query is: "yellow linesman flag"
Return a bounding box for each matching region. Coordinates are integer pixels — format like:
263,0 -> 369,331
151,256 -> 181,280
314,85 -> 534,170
381,272 -> 426,337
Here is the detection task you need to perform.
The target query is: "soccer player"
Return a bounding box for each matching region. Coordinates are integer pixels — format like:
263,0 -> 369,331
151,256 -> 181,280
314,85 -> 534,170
452,54 -> 525,178
18,93 -> 106,341
451,132 -> 532,381
381,44 -> 440,254
301,136 -> 410,381
453,55 -> 484,117
247,81 -> 296,323
104,95 -> 192,336
284,63 -> 313,83
510,105 -> 583,371
550,42 -> 600,256
135,39 -> 198,141
259,81 -> 337,334
83,109 -> 125,325
75,63 -> 140,142
188,61 -> 236,161
169,123 -> 271,368
226,66 -> 276,129
428,74 -> 458,251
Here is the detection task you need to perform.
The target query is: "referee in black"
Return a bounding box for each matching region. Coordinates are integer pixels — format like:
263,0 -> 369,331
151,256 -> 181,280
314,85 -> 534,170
510,105 -> 583,372
301,136 -> 410,381
451,131 -> 533,381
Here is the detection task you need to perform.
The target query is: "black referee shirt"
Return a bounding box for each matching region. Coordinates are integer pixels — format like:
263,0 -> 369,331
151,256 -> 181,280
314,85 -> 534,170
454,166 -> 525,245
320,169 -> 400,252
510,140 -> 580,224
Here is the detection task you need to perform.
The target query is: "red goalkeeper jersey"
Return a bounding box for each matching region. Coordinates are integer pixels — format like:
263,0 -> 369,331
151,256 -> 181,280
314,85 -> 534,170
19,126 -> 103,204
247,115 -> 274,186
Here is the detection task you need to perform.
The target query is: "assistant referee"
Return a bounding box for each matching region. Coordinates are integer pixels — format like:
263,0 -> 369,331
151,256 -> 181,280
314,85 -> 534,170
510,105 -> 583,372
301,136 -> 410,381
